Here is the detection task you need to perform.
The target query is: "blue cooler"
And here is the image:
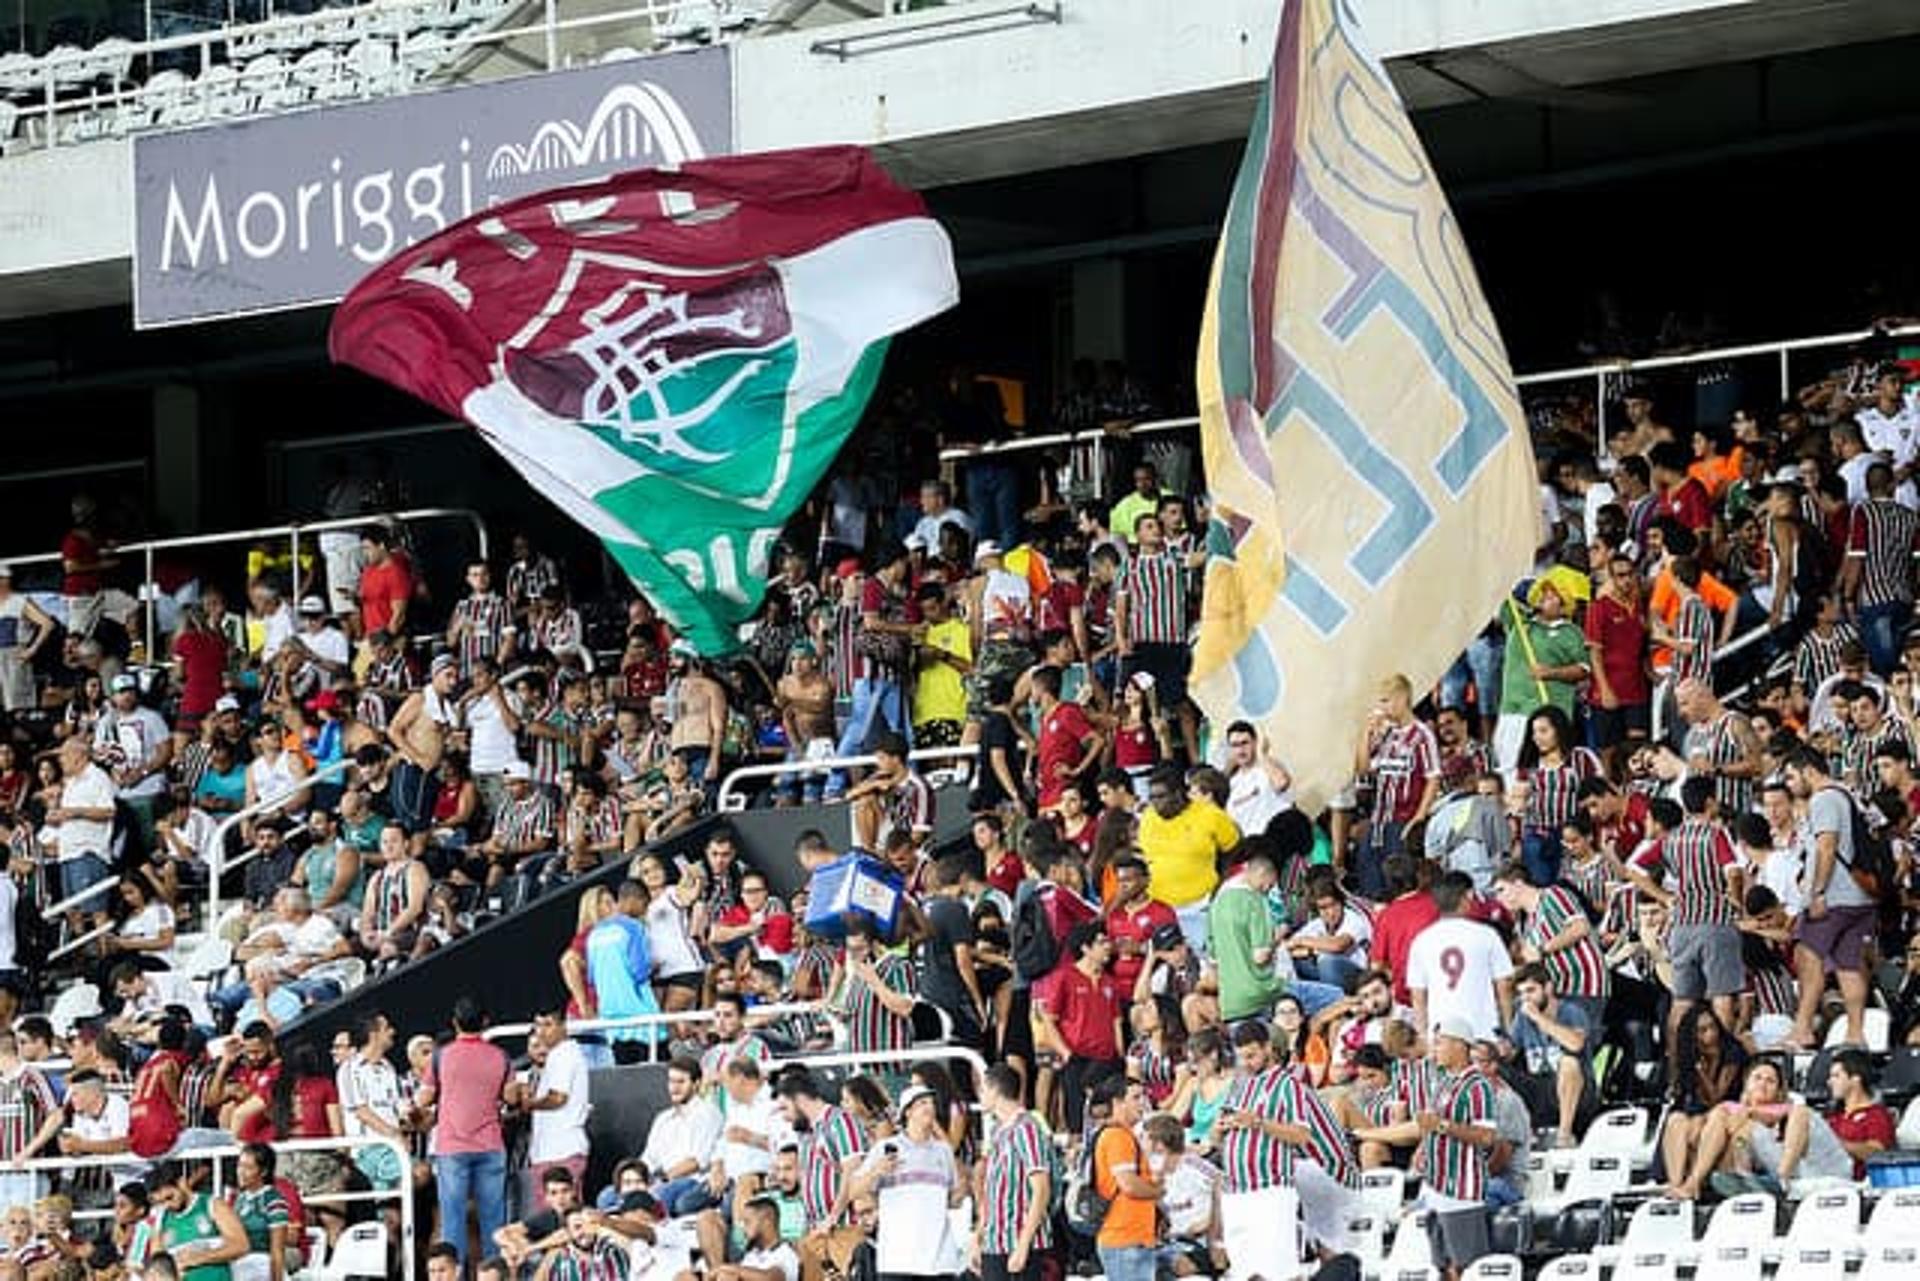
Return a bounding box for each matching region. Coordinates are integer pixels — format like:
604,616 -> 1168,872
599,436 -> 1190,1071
804,853 -> 904,941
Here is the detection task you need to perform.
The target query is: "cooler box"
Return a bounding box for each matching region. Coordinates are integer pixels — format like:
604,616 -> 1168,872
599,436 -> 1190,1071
805,853 -> 904,941
1868,1153 -> 1920,1189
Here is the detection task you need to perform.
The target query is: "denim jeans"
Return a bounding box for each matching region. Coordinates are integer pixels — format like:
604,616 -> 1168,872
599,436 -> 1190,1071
827,676 -> 909,795
212,976 -> 340,1017
1441,633 -> 1505,722
1354,819 -> 1405,900
1860,601 -> 1911,676
1295,953 -> 1362,991
1521,827 -> 1563,888
1286,978 -> 1346,1018
967,459 -> 1023,550
435,1149 -> 507,1263
654,1175 -> 716,1217
1097,1244 -> 1159,1281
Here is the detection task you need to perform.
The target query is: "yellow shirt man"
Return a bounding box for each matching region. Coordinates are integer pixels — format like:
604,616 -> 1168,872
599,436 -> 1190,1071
1137,797 -> 1240,907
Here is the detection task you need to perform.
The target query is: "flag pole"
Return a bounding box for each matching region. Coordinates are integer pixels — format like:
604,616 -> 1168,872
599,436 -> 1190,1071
1505,596 -> 1550,705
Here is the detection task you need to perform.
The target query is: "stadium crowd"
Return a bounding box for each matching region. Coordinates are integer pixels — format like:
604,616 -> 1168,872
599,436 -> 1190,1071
3,347 -> 1920,1281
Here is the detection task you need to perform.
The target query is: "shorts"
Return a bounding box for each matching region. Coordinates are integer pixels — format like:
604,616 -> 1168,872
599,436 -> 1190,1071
1123,643 -> 1190,710
914,719 -> 963,749
1589,703 -> 1650,747
55,853 -> 115,910
1668,923 -> 1746,1000
1423,1201 -> 1490,1270
965,640 -> 1032,718
1795,904 -> 1878,974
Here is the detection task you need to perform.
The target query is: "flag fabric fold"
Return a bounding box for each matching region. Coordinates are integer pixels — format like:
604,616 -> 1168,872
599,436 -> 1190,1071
330,146 -> 958,655
1192,0 -> 1539,812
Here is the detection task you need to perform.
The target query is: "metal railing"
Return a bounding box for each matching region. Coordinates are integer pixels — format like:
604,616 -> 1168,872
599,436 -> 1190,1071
769,1044 -> 990,1092
6,1134 -> 416,1276
714,743 -> 979,813
1648,617 -> 1778,743
484,1000 -> 848,1047
206,754 -> 358,929
0,505 -> 488,658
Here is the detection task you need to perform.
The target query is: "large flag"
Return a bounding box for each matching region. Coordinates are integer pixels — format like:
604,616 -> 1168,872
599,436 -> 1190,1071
1193,0 -> 1538,812
330,147 -> 957,655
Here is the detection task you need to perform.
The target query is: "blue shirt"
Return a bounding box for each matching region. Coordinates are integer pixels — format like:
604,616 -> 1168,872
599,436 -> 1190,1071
1510,999 -> 1593,1078
586,914 -> 661,1043
195,763 -> 247,810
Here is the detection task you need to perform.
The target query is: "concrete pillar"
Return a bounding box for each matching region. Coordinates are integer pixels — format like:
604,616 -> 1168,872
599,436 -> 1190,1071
1070,257 -> 1127,364
151,382 -> 202,536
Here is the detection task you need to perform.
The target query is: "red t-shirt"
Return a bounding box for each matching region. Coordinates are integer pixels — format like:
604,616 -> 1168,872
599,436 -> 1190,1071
623,656 -> 668,699
1601,792 -> 1652,858
426,1035 -> 510,1155
1036,702 -> 1096,807
172,629 -> 227,717
290,1076 -> 338,1138
1663,478 -> 1714,533
1113,722 -> 1158,770
1106,899 -> 1176,993
1583,594 -> 1650,705
234,1059 -> 284,1144
1373,891 -> 1441,1005
61,529 -> 102,595
717,904 -> 795,955
986,849 -> 1024,900
1827,1103 -> 1895,1176
1036,964 -> 1121,1060
1038,580 -> 1085,637
358,555 -> 414,636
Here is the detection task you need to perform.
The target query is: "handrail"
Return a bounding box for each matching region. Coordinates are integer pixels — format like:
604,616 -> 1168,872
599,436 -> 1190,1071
206,754 -> 358,931
714,743 -> 979,813
0,505 -> 488,660
47,920 -> 118,963
770,1044 -> 990,1089
6,1134 -> 416,1277
485,1001 -> 847,1046
1649,618 -> 1778,742
40,873 -> 123,918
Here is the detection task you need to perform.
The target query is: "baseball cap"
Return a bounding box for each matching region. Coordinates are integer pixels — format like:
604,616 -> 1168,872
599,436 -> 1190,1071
430,653 -> 458,676
297,596 -> 328,615
0,562 -> 12,579
1150,923 -> 1185,951
973,539 -> 1003,562
834,557 -> 861,579
110,673 -> 138,693
897,1084 -> 937,1114
214,694 -> 242,713
1432,1017 -> 1477,1045
669,638 -> 698,659
904,533 -> 928,552
503,760 -> 532,781
305,690 -> 341,714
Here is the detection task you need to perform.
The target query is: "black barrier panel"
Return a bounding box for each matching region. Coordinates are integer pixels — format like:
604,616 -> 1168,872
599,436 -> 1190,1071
280,787 -> 973,1057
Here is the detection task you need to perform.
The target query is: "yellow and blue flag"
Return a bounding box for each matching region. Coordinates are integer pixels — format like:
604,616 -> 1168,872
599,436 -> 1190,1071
1193,0 -> 1539,812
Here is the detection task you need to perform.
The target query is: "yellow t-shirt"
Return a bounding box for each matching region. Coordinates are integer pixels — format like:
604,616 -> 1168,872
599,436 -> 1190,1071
912,619 -> 972,727
1138,799 -> 1240,907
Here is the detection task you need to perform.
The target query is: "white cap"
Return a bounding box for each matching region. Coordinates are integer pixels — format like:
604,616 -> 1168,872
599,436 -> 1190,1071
503,760 -> 532,781
973,539 -> 1003,562
297,596 -> 328,615
214,694 -> 242,713
0,562 -> 11,579
897,1084 -> 937,1114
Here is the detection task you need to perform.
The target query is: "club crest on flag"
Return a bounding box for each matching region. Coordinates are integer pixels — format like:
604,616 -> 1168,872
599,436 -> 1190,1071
1193,0 -> 1538,811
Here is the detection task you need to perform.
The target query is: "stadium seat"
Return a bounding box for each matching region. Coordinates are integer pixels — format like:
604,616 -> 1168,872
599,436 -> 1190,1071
1380,1208 -> 1435,1279
1698,1191 -> 1777,1260
1614,1250 -> 1676,1281
1864,1242 -> 1920,1281
311,1220 -> 386,1279
1535,1153 -> 1630,1212
1578,1105 -> 1652,1159
1798,1049 -> 1837,1107
1487,1204 -> 1531,1258
48,981 -> 103,1038
1781,1186 -> 1859,1256
1345,1213 -> 1385,1276
1696,1244 -> 1762,1281
1823,1006 -> 1890,1051
1546,1199 -> 1610,1254
1538,1258 -> 1599,1281
1777,1244 -> 1847,1281
0,100 -> 17,154
302,1225 -> 329,1271
1866,1187 -> 1920,1242
1620,1197 -> 1693,1254
1883,1047 -> 1920,1104
1460,1257 -> 1523,1281
1360,1168 -> 1406,1218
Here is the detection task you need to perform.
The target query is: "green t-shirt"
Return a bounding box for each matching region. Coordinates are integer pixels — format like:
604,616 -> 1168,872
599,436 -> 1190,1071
1208,882 -> 1285,1021
1498,617 -> 1587,718
341,814 -> 384,854
730,1191 -> 807,1250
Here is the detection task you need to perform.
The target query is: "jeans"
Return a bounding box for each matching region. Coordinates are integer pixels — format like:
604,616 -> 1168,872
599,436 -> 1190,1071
435,1149 -> 507,1264
1295,953 -> 1362,991
1441,633 -> 1505,722
1097,1244 -> 1158,1281
655,1175 -> 716,1216
1521,827 -> 1563,888
212,976 -> 340,1017
967,459 -> 1023,550
1286,978 -> 1346,1017
1860,601 -> 1912,676
828,676 -> 909,794
1354,820 -> 1405,900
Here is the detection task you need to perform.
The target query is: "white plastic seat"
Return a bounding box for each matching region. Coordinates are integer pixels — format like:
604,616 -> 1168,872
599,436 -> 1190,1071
1778,1243 -> 1847,1281
1615,1251 -> 1676,1281
1381,1208 -> 1434,1280
1698,1244 -> 1763,1281
89,37 -> 135,86
1534,1152 -> 1630,1212
1345,1213 -> 1386,1276
1699,1191 -> 1777,1257
1865,1242 -> 1920,1281
0,100 -> 17,153
1780,1185 -> 1859,1259
48,981 -> 103,1038
293,46 -> 338,94
1824,1006 -> 1891,1051
311,1221 -> 385,1279
44,45 -> 88,89
1868,1187 -> 1920,1243
1539,1258 -> 1599,1281
1461,1257 -> 1523,1281
302,1225 -> 328,1271
1620,1197 -> 1693,1253
1360,1167 -> 1405,1217
1578,1105 -> 1649,1157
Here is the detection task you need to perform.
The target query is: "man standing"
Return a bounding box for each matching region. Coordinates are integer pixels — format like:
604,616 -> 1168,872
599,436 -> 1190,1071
1033,922 -> 1122,1131
1222,720 -> 1292,839
1138,764 -> 1239,950
1676,678 -> 1762,821
386,653 -> 459,836
421,997 -> 513,1267
1844,461 -> 1920,674
835,913 -> 918,1058
1208,848 -> 1285,1023
1032,666 -> 1103,813
918,855 -> 989,1048
1585,552 -> 1651,748
774,1070 -> 869,1230
356,525 -> 413,641
1089,1075 -> 1160,1281
447,561 -> 516,680
0,563 -> 53,714
1494,580 -> 1590,774
1491,866 -> 1609,1024
1638,776 -> 1746,1059
832,542 -> 922,778
337,1013 -> 408,1190
1104,856 -> 1176,998
1213,1024 -> 1303,1281
523,1003 -> 591,1204
0,1029 -> 59,1207
94,672 -> 172,844
848,1084 -> 965,1281
1414,1021 -> 1499,1281
1406,872 -> 1514,1042
586,881 -> 660,1065
1783,748 -> 1878,1050
48,736 -> 116,929
974,1065 -> 1055,1281
1357,674 -> 1441,897
60,494 -> 114,639
1116,513 -> 1198,761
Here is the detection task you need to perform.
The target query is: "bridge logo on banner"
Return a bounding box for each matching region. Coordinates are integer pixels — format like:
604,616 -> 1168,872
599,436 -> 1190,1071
130,47 -> 732,328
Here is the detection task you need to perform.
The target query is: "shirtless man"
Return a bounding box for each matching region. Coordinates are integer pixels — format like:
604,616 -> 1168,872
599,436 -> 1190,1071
386,653 -> 459,845
776,641 -> 836,806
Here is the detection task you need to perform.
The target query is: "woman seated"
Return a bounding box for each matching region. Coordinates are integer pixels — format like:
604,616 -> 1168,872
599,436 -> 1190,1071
1659,1006 -> 1746,1189
1666,1056 -> 1853,1198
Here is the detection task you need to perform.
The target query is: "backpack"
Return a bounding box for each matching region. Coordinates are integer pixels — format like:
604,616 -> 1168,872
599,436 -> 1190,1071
1012,887 -> 1061,982
1066,1124 -> 1136,1238
1829,786 -> 1895,899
